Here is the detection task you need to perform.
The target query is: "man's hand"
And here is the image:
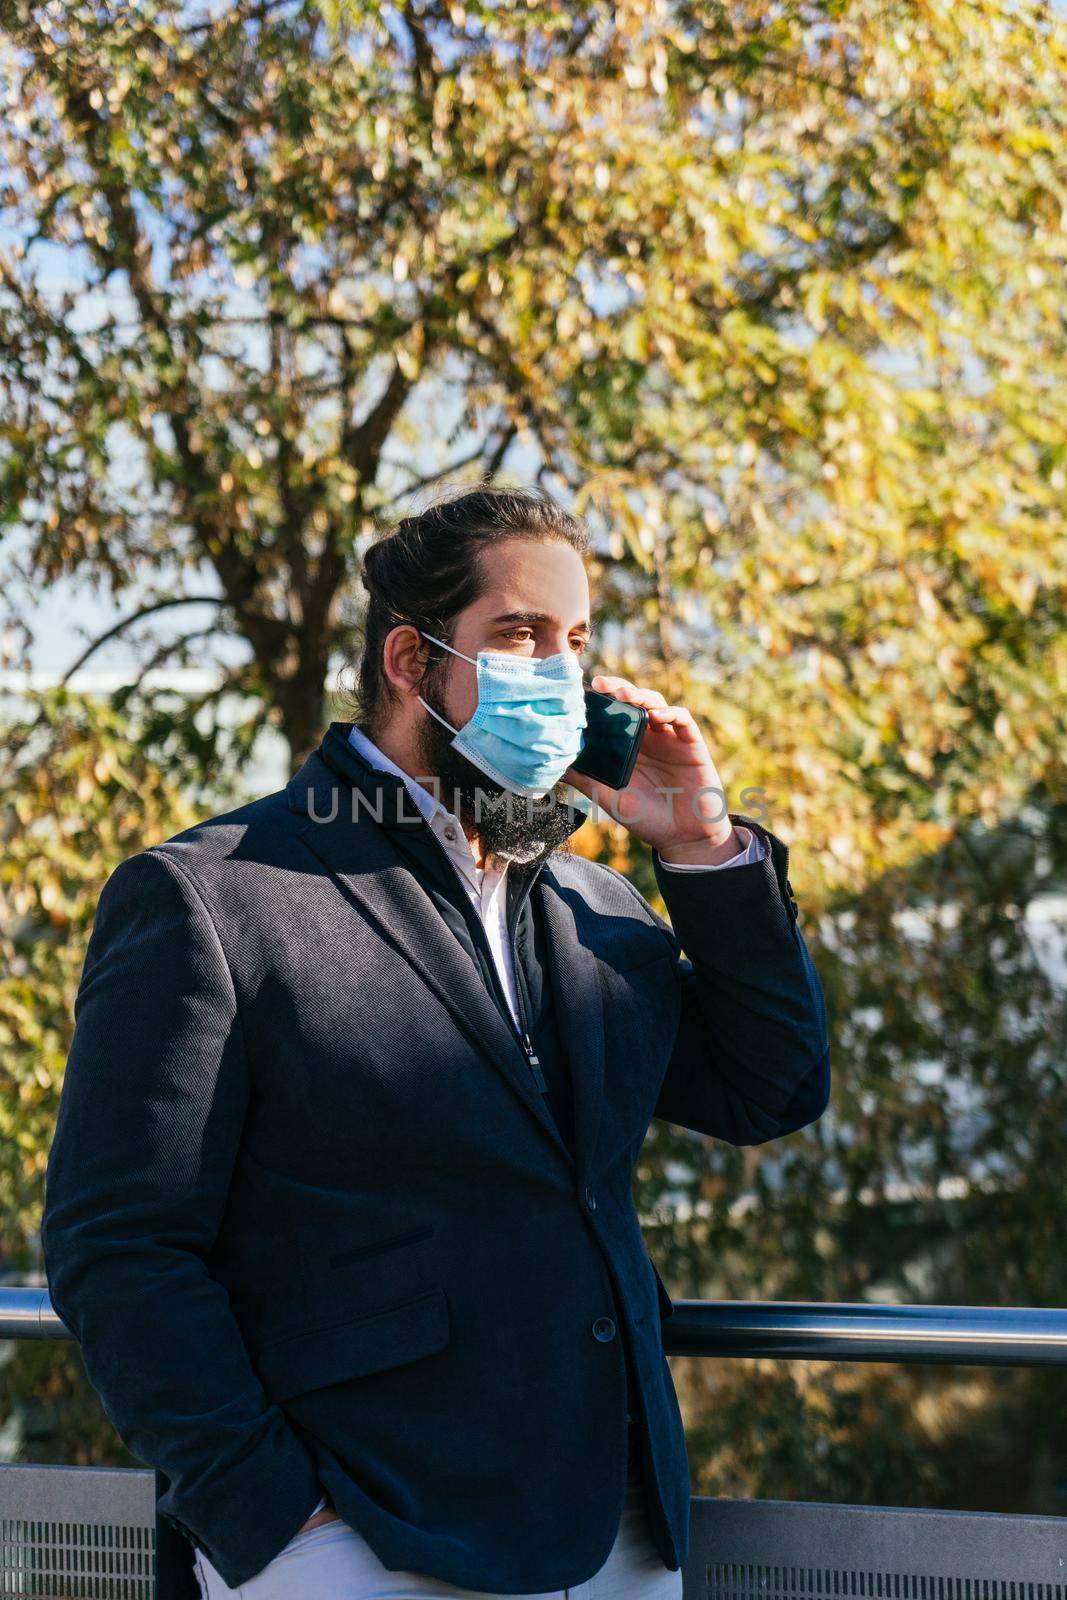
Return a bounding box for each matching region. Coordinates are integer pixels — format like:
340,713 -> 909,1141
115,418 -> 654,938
564,674 -> 744,864
297,1506 -> 342,1534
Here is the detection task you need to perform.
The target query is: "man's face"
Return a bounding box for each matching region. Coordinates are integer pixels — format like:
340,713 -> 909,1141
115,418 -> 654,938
415,538 -> 592,865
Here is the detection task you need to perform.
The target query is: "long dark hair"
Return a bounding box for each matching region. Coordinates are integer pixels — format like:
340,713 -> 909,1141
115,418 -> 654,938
349,481 -> 591,737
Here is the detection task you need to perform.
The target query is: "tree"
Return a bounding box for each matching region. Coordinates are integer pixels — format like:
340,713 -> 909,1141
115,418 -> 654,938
0,690 -> 199,1471
1,0 -> 1063,824
3,0 -> 1067,1512
669,788 -> 1067,1515
0,690 -> 198,1267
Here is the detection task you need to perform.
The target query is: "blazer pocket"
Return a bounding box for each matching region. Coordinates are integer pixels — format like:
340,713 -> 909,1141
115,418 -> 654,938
253,1288 -> 450,1402
328,1223 -> 435,1271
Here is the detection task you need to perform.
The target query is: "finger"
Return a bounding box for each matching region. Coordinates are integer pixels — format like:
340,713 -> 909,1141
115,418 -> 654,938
590,674 -> 669,710
641,705 -> 707,746
644,704 -> 694,729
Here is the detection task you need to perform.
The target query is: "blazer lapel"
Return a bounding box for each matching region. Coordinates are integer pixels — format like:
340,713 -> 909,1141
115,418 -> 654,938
536,861 -> 607,1181
288,738 -> 576,1165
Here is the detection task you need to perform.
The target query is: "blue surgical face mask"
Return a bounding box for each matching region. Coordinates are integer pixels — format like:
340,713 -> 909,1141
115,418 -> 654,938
417,630 -> 588,798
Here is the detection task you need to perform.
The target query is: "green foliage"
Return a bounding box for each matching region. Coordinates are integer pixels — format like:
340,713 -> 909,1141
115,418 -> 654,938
643,790 -> 1067,1511
0,691 -> 198,1266
2,0 -> 1064,822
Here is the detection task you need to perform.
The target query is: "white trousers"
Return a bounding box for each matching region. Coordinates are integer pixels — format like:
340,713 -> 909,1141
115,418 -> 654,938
193,1451 -> 683,1600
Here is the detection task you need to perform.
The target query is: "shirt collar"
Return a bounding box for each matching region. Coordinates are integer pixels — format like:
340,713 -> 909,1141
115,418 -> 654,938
346,722 -> 502,891
347,722 -> 450,829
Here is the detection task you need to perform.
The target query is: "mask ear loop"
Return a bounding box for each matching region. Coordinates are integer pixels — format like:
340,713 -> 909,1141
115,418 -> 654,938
420,698 -> 459,736
416,629 -> 474,735
419,630 -> 477,666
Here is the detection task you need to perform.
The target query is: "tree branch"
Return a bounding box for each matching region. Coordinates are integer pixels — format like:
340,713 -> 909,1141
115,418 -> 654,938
59,597 -> 227,688
42,45 -> 293,673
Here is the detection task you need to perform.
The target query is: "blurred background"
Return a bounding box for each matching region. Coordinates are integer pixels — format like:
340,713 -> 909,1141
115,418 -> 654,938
1,0 -> 1066,1518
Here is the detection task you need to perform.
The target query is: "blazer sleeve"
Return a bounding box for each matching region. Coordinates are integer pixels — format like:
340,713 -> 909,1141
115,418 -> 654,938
40,848 -> 322,1589
644,816 -> 831,1145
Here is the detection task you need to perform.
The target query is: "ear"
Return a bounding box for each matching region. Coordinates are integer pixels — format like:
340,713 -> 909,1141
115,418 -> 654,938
383,623 -> 433,696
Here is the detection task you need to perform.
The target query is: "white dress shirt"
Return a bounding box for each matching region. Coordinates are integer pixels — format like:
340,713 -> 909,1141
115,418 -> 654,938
300,724 -> 767,1518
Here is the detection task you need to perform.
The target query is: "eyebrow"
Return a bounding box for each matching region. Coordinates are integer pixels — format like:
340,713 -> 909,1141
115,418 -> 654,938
489,611 -> 593,633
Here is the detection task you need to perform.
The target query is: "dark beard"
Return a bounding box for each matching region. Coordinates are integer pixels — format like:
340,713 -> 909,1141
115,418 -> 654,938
414,690 -> 583,868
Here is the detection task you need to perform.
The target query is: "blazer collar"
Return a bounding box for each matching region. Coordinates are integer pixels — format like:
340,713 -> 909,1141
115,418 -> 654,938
289,722 -> 439,833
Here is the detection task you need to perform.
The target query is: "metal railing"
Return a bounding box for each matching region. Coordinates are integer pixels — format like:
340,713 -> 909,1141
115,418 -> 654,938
2,1287 -> 1066,1598
663,1295 -> 1067,1365
7,1284 -> 1067,1364
8,1280 -> 1067,1369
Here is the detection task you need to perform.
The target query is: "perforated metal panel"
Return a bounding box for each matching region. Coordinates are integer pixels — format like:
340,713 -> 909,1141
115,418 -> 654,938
706,1578 -> 1064,1598
2,1473 -> 1067,1599
688,1496 -> 1067,1600
0,1464 -> 155,1598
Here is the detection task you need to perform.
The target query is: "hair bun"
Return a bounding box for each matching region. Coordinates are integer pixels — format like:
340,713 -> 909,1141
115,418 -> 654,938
360,537 -> 388,592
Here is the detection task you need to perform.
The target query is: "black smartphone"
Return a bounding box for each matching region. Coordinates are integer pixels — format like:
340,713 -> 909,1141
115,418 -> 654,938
569,688 -> 648,790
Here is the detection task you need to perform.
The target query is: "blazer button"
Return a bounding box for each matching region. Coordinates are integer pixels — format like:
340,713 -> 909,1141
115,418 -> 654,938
592,1317 -> 616,1342
583,1187 -> 597,1211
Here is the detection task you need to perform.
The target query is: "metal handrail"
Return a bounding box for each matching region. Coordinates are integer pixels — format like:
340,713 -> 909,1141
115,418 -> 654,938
663,1297 -> 1067,1366
4,1286 -> 1066,1366
0,1286 -> 67,1341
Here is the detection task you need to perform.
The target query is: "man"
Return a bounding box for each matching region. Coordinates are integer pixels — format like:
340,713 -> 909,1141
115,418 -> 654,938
41,485 -> 830,1600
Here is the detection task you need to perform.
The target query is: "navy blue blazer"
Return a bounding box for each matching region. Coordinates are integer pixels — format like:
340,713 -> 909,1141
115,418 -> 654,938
41,724 -> 830,1593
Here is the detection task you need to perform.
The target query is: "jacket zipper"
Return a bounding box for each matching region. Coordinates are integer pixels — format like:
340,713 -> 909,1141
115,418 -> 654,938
424,826 -> 549,1095
506,866 -> 548,1095
518,1029 -> 548,1094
